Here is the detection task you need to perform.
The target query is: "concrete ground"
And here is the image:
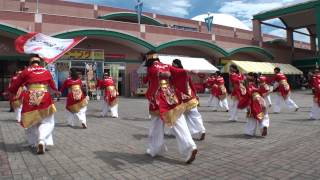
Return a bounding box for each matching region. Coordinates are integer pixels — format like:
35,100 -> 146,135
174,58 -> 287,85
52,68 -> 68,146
0,90 -> 320,180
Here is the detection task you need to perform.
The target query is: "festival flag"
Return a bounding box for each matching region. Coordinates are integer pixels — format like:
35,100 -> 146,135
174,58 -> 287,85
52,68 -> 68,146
205,14 -> 214,32
15,32 -> 86,64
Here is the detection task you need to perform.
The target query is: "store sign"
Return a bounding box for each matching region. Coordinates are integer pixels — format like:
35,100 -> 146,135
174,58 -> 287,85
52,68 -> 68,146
105,54 -> 126,59
62,49 -> 104,60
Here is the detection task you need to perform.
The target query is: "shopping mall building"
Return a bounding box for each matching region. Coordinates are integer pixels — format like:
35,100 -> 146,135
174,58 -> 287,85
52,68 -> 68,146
0,0 -> 319,97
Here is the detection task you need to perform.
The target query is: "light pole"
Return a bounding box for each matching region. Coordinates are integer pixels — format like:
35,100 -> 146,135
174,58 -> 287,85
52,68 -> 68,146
36,0 -> 39,13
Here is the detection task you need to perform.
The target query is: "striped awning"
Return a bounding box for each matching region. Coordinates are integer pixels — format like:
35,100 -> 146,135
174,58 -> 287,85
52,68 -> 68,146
223,60 -> 303,75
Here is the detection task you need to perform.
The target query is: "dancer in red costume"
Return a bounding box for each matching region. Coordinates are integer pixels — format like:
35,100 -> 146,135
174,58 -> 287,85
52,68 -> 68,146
244,73 -> 269,136
257,73 -> 272,107
271,67 -> 299,113
205,74 -> 215,107
8,55 -> 60,154
310,69 -> 320,120
211,71 -> 229,112
60,68 -> 88,128
97,72 -> 119,118
228,64 -> 246,121
6,68 -> 24,122
171,59 -> 206,140
145,52 -> 197,164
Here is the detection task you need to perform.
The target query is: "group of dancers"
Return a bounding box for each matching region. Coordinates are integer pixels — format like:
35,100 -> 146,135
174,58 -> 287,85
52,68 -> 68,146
4,51 -> 311,164
5,55 -> 119,154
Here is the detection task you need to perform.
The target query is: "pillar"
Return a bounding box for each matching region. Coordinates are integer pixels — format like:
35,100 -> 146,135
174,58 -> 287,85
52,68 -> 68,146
286,28 -> 294,47
252,19 -> 262,46
310,34 -> 317,51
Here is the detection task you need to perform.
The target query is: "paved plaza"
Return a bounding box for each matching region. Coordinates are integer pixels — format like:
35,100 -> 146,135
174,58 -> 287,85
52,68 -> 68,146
0,91 -> 320,180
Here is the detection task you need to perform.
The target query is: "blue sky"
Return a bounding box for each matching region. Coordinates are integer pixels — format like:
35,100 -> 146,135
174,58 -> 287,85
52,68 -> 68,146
65,0 -> 310,42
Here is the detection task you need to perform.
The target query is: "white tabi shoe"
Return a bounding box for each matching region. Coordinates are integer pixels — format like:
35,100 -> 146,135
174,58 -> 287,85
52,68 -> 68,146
185,148 -> 198,164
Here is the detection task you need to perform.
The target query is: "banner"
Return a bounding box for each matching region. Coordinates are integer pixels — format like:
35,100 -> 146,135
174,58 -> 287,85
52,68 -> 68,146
47,63 -> 58,88
15,32 -> 86,64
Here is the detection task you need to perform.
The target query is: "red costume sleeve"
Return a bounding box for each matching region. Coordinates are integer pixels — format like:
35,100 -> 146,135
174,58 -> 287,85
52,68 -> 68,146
60,79 -> 68,93
8,72 -> 26,94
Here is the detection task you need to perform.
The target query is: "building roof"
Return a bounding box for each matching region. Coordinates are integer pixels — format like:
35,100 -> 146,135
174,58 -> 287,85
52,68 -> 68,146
191,13 -> 251,31
253,0 -> 320,35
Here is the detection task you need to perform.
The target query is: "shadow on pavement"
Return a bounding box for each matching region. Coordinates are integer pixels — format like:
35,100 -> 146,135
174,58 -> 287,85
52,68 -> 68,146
214,133 -> 263,139
132,134 -> 175,140
0,142 -> 36,154
94,151 -> 184,170
121,117 -> 149,122
206,120 -> 246,125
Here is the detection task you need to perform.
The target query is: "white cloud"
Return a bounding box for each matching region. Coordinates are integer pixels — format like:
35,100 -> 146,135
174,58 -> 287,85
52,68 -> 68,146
218,0 -> 306,28
143,0 -> 191,17
268,29 -> 286,38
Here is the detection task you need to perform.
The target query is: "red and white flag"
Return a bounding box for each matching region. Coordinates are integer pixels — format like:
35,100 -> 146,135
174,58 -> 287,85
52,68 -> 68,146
15,32 -> 86,64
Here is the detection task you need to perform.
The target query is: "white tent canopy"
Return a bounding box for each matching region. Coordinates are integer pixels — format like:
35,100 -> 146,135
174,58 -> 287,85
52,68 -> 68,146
137,55 -> 218,74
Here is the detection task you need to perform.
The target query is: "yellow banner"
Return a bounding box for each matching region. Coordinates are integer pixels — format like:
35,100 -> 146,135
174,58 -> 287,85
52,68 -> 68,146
62,49 -> 104,60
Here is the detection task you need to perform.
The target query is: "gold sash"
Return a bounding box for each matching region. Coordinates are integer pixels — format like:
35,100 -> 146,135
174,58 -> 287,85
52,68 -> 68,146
28,84 -> 48,106
280,80 -> 290,91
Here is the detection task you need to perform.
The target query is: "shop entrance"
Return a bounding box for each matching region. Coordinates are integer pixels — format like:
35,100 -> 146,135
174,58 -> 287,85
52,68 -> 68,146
103,63 -> 126,96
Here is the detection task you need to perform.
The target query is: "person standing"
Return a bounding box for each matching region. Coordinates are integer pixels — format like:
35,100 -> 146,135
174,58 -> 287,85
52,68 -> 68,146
60,68 -> 88,128
244,73 -> 269,136
6,68 -> 24,122
272,67 -> 299,113
171,59 -> 206,140
8,55 -> 60,154
228,64 -> 246,121
211,71 -> 229,112
97,72 -> 119,118
145,52 -> 197,164
205,74 -> 215,107
310,69 -> 320,120
258,73 -> 272,107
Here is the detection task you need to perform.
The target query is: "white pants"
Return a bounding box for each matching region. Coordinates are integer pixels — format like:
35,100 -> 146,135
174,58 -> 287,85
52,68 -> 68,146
212,96 -> 229,111
207,94 -> 214,107
245,114 -> 270,136
229,99 -> 239,121
101,101 -> 118,118
25,114 -> 55,147
147,115 -> 197,160
264,95 -> 272,107
310,102 -> 320,120
66,106 -> 87,126
14,105 -> 22,122
273,94 -> 299,113
185,107 -> 205,139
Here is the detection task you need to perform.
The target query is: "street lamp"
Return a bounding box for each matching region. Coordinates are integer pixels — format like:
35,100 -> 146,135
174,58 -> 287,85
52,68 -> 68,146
135,0 -> 143,24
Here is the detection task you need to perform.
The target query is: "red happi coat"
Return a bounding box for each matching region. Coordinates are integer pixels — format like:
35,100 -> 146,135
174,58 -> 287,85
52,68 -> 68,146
98,77 -> 118,106
145,61 -> 184,126
247,82 -> 266,121
240,82 -> 266,121
258,76 -> 271,97
230,72 -> 246,99
205,76 -> 215,89
272,73 -> 290,98
8,65 -> 57,128
312,74 -> 320,106
170,66 -> 198,111
60,78 -> 87,113
212,76 -> 227,99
